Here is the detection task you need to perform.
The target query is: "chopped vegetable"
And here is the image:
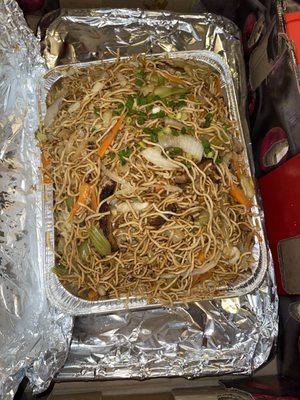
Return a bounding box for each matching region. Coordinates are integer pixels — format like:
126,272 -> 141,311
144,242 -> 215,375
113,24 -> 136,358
66,196 -> 74,211
94,106 -> 100,116
135,69 -> 146,87
44,98 -> 63,128
167,147 -> 183,158
158,70 -> 185,85
116,72 -> 127,87
136,111 -> 147,125
153,86 -> 187,98
78,240 -> 90,261
41,152 -> 51,168
118,147 -> 132,166
52,264 -> 67,277
98,114 -> 125,158
164,118 -> 186,130
91,81 -> 104,93
195,213 -> 209,227
159,134 -> 204,161
141,147 -> 179,170
232,156 -> 242,179
201,138 -> 215,159
240,175 -> 255,199
87,290 -> 98,301
90,186 -> 98,211
225,246 -> 240,265
71,183 -> 91,216
229,183 -> 252,209
191,253 -> 221,275
125,95 -> 135,111
158,75 -> 166,85
103,110 -> 112,127
115,201 -> 149,213
114,103 -> 125,115
99,183 -> 119,252
68,101 -> 81,113
203,112 -> 213,128
198,251 -> 206,264
143,127 -> 160,143
89,226 -> 111,256
150,110 -> 165,119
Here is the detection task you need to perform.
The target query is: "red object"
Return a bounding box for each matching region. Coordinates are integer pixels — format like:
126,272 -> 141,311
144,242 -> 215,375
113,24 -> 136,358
17,0 -> 44,13
285,12 -> 300,64
259,154 -> 300,295
242,12 -> 257,55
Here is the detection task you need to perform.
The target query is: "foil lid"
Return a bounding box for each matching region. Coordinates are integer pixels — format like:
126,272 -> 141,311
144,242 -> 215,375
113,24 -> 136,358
0,1 -> 72,399
40,8 -> 278,382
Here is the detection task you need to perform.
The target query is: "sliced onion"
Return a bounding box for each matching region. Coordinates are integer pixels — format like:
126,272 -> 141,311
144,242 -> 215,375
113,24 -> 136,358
164,184 -> 182,193
115,201 -> 149,213
152,105 -> 161,114
101,164 -> 124,184
164,118 -> 186,130
91,81 -> 104,93
240,175 -> 255,199
116,72 -> 127,87
159,134 -> 203,161
141,147 -> 179,170
140,84 -> 154,96
223,246 -> 241,265
103,110 -> 112,127
68,101 -> 80,113
191,253 -> 221,275
101,165 -> 135,195
44,98 -> 63,127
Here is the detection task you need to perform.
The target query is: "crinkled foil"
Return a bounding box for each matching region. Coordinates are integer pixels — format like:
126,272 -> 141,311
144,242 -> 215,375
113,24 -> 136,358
0,1 -> 72,399
40,9 -> 278,380
59,264 -> 277,380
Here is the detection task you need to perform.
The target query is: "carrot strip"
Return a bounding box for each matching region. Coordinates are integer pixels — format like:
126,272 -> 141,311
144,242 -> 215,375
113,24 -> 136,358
230,183 -> 252,209
43,175 -> 52,184
158,70 -> 185,85
192,271 -> 212,287
98,114 -> 125,158
198,251 -> 206,264
71,183 -> 91,216
41,152 -> 51,168
232,156 -> 242,180
87,289 -> 98,301
90,186 -> 98,211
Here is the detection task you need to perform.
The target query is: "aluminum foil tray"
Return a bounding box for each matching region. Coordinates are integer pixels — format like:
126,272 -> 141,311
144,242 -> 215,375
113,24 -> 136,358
43,50 -> 269,315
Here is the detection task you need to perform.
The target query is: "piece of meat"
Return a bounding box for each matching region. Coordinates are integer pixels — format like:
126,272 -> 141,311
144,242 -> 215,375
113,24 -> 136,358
99,182 -> 119,252
149,203 -> 177,228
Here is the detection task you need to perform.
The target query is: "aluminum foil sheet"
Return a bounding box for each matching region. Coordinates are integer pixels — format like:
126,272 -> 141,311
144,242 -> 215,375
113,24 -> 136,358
59,263 -> 277,380
0,1 -> 72,399
40,9 -> 278,380
41,9 -> 247,118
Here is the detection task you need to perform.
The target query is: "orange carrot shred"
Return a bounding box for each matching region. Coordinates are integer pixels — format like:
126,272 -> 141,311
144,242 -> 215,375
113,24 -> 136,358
232,156 -> 242,180
71,183 -> 91,217
229,183 -> 251,209
90,186 -> 98,211
41,153 -> 51,168
98,114 -> 125,158
87,290 -> 98,301
198,251 -> 206,264
158,70 -> 185,85
192,271 -> 213,287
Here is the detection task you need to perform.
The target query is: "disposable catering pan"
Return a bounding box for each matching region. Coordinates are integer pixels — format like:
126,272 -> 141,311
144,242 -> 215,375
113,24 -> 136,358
42,50 -> 269,315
